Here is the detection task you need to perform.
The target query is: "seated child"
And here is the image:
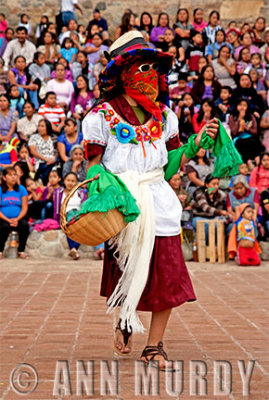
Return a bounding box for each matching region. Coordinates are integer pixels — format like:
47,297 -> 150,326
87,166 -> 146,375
42,168 -> 62,219
169,72 -> 191,110
228,203 -> 261,266
53,172 -> 87,260
17,143 -> 35,174
168,171 -> 192,229
229,162 -> 250,188
215,86 -> 232,123
25,177 -> 45,220
7,85 -> 25,118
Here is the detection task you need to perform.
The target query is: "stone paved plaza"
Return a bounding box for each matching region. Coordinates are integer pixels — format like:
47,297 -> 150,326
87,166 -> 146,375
0,258 -> 268,399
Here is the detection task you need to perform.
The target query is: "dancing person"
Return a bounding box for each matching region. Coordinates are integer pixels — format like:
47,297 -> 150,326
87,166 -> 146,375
82,31 -> 220,368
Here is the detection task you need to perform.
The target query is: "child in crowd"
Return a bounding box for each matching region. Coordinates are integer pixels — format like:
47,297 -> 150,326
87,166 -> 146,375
215,86 -> 232,123
28,52 -> 51,85
185,30 -> 204,74
229,163 -> 250,188
169,73 -> 191,109
248,53 -> 266,80
59,38 -> 78,65
228,203 -> 261,266
25,176 -> 45,220
42,168 -> 62,219
7,85 -> 25,117
38,92 -> 66,135
176,93 -> 199,142
87,84 -> 101,109
14,160 -> 30,186
17,143 -> 35,174
249,152 -> 269,194
18,14 -> 31,35
53,172 -> 87,260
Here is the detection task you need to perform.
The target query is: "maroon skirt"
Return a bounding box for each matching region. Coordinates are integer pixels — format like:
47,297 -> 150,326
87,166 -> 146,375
100,234 -> 196,312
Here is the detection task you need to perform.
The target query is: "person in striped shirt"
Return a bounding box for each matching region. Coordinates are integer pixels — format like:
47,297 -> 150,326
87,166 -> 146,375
38,92 -> 66,135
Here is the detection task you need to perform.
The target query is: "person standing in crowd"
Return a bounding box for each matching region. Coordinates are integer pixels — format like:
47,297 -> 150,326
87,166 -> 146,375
0,166 -> 29,259
202,10 -> 222,45
3,27 -> 36,70
61,0 -> 83,27
192,8 -> 207,32
173,8 -> 192,51
87,9 -> 108,37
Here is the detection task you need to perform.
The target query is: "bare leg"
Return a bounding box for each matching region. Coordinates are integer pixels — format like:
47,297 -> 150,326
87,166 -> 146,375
141,309 -> 172,368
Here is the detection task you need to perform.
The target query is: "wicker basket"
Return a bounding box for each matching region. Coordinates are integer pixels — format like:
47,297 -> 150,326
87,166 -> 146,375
60,178 -> 127,246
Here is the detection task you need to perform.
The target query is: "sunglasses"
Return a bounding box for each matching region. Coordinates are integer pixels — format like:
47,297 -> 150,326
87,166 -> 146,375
137,62 -> 159,73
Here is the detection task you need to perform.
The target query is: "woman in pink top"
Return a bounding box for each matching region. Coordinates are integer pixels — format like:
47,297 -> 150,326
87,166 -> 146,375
249,152 -> 269,194
46,63 -> 74,110
192,8 -> 207,32
234,32 -> 260,60
0,13 -> 8,38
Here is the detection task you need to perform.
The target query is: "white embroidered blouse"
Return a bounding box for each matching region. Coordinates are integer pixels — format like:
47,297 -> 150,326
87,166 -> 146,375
82,102 -> 182,236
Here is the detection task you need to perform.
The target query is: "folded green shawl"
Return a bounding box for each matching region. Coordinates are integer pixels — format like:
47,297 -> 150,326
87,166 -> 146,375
164,119 -> 242,181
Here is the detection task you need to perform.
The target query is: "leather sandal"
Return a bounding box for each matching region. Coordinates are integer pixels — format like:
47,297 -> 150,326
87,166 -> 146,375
141,341 -> 176,372
113,319 -> 132,356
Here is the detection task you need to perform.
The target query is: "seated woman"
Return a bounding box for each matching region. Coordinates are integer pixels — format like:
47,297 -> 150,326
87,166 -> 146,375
0,166 -> 29,259
28,119 -> 56,185
192,98 -> 218,134
227,174 -> 260,220
150,12 -> 170,47
70,75 -> 93,124
212,45 -> 236,89
46,63 -> 74,110
192,174 -> 228,234
0,94 -> 18,142
228,98 -> 264,164
84,33 -> 109,65
185,148 -> 214,197
37,31 -> 60,66
7,55 -> 39,110
17,102 -> 43,143
191,64 -> 221,104
231,74 -> 265,117
57,118 -> 83,163
62,144 -> 87,182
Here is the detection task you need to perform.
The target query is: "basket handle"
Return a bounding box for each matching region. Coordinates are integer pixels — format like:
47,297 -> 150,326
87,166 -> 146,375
60,175 -> 99,228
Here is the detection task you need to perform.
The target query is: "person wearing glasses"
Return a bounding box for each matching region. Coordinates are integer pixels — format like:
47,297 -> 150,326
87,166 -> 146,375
82,31 -> 219,369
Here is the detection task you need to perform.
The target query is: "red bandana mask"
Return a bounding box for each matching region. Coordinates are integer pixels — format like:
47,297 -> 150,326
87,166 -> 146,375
121,61 -> 162,122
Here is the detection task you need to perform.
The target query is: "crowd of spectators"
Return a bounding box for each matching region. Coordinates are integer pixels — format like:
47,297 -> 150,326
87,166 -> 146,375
0,6 -> 268,260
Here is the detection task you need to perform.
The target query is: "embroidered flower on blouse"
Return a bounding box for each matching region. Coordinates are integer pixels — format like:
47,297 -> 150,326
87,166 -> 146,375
115,122 -> 136,144
148,120 -> 162,140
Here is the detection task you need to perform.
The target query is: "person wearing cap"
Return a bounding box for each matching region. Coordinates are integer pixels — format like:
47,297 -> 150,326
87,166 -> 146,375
82,31 -> 219,368
87,9 -> 108,37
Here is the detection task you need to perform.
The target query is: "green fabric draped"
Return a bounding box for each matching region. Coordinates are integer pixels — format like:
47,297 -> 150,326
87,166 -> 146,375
164,119 -> 242,181
74,164 -> 140,223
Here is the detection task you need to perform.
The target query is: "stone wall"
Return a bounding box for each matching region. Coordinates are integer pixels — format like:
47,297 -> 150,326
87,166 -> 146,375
2,0 -> 266,36
4,230 -> 94,259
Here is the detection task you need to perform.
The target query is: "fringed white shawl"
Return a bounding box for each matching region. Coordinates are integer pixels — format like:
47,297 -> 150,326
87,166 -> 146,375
106,168 -> 164,333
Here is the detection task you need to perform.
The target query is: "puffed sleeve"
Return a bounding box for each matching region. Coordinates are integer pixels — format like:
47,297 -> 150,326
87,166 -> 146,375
82,111 -> 109,160
164,106 -> 179,143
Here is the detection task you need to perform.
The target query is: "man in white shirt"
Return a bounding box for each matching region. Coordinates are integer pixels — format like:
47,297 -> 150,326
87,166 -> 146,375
61,0 -> 83,26
3,26 -> 36,71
